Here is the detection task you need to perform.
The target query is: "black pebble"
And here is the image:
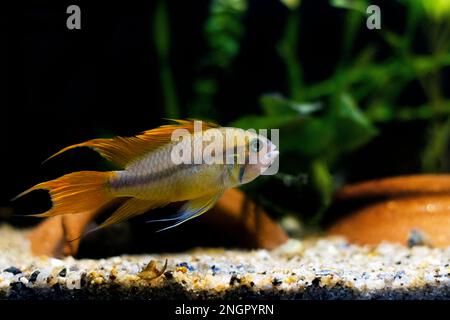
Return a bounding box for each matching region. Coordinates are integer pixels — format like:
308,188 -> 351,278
58,268 -> 67,277
211,265 -> 218,271
211,265 -> 219,275
229,274 -> 241,286
9,282 -> 26,290
80,272 -> 87,287
312,277 -> 321,286
29,271 -> 40,283
3,267 -> 22,275
272,278 -> 282,286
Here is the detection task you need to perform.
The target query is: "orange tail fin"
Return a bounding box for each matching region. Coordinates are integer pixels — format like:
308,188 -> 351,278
14,171 -> 116,218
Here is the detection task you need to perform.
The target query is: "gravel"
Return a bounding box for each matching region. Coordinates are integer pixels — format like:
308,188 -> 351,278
0,224 -> 449,299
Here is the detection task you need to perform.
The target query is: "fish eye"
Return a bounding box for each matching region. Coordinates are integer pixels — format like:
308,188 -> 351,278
250,138 -> 263,153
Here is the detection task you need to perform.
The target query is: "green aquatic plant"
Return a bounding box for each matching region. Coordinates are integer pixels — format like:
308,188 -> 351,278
153,0 -> 180,118
192,0 -> 248,117
413,0 -> 450,22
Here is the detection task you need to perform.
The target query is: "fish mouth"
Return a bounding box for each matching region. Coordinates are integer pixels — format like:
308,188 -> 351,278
260,150 -> 279,169
269,150 -> 279,159
266,150 -> 279,162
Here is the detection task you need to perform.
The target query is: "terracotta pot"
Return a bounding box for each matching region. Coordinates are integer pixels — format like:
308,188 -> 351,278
328,175 -> 450,247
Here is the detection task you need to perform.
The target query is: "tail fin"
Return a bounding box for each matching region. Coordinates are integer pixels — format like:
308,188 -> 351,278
14,171 -> 116,218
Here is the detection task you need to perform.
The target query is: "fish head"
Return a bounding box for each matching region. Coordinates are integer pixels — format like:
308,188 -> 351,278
226,129 -> 279,185
242,131 -> 279,183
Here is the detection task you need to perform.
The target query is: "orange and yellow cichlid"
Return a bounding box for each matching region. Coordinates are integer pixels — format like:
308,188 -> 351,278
15,120 -> 279,232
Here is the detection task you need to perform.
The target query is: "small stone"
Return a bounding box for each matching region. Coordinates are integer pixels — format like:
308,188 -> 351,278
311,278 -> 321,286
109,268 -> 118,281
175,266 -> 188,273
229,274 -> 241,286
49,258 -> 64,267
176,262 -> 194,271
407,229 -> 427,248
211,265 -> 219,273
272,278 -> 282,286
80,272 -> 87,287
316,270 -> 332,277
58,268 -> 67,277
29,271 -> 40,283
35,270 -> 50,284
3,267 -> 22,275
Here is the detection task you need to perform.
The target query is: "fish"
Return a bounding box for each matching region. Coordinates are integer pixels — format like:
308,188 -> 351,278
14,120 -> 279,233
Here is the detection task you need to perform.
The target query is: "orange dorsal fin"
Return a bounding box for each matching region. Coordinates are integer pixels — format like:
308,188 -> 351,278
46,119 -> 220,168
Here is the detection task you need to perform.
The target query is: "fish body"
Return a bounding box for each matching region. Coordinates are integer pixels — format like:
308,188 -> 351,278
16,120 -> 279,231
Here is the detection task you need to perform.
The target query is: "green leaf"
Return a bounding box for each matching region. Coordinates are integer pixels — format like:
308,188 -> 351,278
329,93 -> 378,152
232,94 -> 376,160
260,94 -> 322,116
383,30 -> 404,50
309,160 -> 334,224
409,0 -> 450,22
330,0 -> 368,13
366,102 -> 394,122
231,114 -> 333,157
284,118 -> 334,156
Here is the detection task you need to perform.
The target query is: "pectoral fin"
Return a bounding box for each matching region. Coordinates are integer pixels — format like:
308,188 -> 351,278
155,192 -> 223,232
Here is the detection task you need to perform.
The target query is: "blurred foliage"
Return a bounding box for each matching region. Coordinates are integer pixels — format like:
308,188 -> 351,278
153,0 -> 180,118
156,0 -> 450,226
414,0 -> 450,22
191,0 -> 248,117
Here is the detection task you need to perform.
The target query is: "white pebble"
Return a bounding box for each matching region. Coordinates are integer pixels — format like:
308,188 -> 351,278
20,277 -> 29,285
1,273 -> 14,281
129,264 -> 140,274
50,258 -> 64,267
13,274 -> 23,282
36,270 -> 50,284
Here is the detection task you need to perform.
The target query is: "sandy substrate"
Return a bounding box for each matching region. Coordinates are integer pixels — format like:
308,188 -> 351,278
0,224 -> 449,299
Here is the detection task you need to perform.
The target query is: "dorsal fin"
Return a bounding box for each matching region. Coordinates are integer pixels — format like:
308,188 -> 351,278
45,119 -> 220,168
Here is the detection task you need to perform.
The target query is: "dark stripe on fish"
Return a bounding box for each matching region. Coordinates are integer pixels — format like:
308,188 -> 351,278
109,164 -> 196,189
238,165 -> 245,183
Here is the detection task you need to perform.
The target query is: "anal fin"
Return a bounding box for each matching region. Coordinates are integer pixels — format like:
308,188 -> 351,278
98,198 -> 169,230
